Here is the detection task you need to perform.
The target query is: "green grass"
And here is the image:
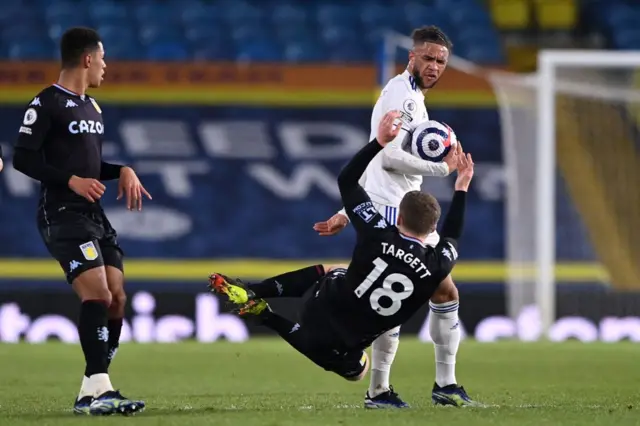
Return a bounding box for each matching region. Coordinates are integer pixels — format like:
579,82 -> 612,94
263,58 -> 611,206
0,339 -> 638,425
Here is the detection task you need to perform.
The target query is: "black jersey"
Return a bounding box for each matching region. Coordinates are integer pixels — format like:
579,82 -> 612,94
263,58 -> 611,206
12,84 -> 119,216
321,140 -> 464,349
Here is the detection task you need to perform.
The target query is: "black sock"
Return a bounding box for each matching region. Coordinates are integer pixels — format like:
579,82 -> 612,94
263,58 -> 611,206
79,300 -> 109,377
106,318 -> 123,368
249,265 -> 325,298
261,311 -> 331,371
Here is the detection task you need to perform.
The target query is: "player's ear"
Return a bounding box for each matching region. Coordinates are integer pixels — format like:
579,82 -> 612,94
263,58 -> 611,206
83,53 -> 91,69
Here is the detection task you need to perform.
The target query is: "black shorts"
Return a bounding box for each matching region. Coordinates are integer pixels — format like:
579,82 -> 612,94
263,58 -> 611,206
38,205 -> 123,284
299,268 -> 368,380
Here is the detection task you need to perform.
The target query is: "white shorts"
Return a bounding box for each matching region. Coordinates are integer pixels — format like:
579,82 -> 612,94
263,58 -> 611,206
372,202 -> 440,247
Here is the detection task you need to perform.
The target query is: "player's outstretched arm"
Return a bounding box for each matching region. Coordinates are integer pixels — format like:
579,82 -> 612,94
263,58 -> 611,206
315,111 -> 402,236
336,111 -> 401,234
337,111 -> 400,195
381,134 -> 452,177
440,153 -> 474,240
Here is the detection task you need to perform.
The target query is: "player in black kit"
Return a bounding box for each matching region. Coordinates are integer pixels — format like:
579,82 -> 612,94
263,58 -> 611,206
207,111 -> 476,399
11,27 -> 149,416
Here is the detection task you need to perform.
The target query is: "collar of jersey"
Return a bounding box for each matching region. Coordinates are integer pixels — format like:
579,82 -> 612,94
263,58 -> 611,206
401,70 -> 421,93
52,83 -> 86,101
399,233 -> 426,247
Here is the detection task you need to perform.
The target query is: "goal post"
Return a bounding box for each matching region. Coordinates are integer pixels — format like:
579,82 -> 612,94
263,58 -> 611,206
535,50 -> 640,334
379,32 -> 640,339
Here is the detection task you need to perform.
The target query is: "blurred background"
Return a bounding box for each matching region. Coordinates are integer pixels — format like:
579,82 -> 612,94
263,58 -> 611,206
0,0 -> 639,344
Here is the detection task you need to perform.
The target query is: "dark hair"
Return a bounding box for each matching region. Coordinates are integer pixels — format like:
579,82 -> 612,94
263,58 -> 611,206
411,25 -> 453,51
60,27 -> 101,68
399,191 -> 441,235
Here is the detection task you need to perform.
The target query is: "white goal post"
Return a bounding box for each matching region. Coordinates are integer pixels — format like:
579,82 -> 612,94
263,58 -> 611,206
535,50 -> 640,334
380,31 -> 640,339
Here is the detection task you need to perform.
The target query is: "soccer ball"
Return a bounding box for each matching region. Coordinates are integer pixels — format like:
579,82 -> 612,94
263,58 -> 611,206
410,120 -> 457,162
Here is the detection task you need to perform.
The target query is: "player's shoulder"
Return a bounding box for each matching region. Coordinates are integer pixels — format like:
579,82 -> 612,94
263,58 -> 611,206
24,86 -> 56,108
383,75 -> 417,98
24,85 -> 76,110
379,73 -> 423,119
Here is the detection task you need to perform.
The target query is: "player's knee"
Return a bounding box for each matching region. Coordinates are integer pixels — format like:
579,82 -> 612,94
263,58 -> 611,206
431,274 -> 458,304
344,352 -> 370,382
109,290 -> 127,315
72,267 -> 112,305
323,264 -> 348,274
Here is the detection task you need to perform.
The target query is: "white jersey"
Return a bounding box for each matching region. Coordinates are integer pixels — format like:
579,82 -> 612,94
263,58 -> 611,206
361,70 -> 449,207
337,70 -> 449,246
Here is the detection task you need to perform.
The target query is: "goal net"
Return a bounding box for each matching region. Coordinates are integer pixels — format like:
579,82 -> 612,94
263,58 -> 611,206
380,31 -> 640,338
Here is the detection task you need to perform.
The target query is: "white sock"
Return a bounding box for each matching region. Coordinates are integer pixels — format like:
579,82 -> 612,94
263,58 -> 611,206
79,373 -> 114,399
78,376 -> 92,399
429,300 -> 461,388
368,326 -> 400,398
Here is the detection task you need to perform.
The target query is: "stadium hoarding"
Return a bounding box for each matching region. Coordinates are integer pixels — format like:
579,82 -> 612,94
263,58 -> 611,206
0,62 -> 496,106
0,104 -> 507,263
0,283 -> 637,343
0,103 -> 604,282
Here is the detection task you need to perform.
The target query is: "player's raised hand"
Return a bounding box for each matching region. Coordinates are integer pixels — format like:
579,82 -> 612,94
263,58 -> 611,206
313,213 -> 349,236
377,110 -> 402,146
454,153 -> 474,192
443,140 -> 462,173
117,166 -> 152,211
68,176 -> 105,203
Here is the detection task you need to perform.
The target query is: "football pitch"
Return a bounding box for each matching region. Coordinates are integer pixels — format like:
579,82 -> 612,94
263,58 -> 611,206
0,339 -> 638,425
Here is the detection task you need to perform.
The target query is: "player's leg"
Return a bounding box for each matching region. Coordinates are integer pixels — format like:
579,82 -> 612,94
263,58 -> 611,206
208,264 -> 346,306
429,274 -> 479,407
366,204 -> 409,409
263,310 -> 370,380
98,221 -> 128,369
96,215 -> 145,414
70,266 -> 113,413
231,291 -> 370,381
41,212 -> 141,416
39,211 -> 115,415
105,266 -> 125,368
365,327 -> 406,408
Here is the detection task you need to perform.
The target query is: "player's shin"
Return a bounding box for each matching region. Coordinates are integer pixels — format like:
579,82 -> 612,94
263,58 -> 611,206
369,327 -> 400,397
78,299 -> 114,398
106,317 -> 123,367
428,300 -> 460,387
249,265 -> 325,298
105,266 -> 126,367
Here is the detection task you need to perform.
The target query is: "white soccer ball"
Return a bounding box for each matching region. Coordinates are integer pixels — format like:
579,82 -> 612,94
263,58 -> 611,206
410,120 -> 457,162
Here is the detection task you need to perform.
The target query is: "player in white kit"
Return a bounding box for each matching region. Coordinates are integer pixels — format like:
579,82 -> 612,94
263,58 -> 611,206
313,26 -> 478,408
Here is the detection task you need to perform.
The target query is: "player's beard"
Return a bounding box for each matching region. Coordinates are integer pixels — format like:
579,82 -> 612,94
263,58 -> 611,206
412,70 -> 440,90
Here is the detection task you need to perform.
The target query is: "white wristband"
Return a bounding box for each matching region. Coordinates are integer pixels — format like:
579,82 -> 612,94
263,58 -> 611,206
337,208 -> 350,222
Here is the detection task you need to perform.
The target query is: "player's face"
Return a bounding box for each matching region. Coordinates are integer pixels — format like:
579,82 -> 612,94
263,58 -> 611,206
87,42 -> 106,89
409,42 -> 449,89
